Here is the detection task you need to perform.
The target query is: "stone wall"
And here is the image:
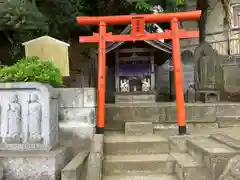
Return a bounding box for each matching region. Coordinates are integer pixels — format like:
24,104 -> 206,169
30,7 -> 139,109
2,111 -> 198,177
105,103 -> 240,130
57,88 -> 96,155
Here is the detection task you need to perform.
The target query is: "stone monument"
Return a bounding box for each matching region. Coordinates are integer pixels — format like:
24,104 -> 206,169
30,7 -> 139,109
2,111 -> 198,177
0,82 -> 70,180
193,42 -> 223,102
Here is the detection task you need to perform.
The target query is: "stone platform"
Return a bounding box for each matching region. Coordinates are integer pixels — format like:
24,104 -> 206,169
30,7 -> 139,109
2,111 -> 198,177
1,146 -> 71,180
115,92 -> 156,104
105,102 -> 240,130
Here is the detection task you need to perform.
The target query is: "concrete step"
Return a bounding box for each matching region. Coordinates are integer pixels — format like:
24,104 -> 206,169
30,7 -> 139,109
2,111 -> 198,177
183,167 -> 212,180
210,133 -> 240,150
103,154 -> 175,175
187,137 -> 237,164
102,173 -> 179,180
187,137 -> 238,179
171,153 -> 203,180
104,133 -> 169,155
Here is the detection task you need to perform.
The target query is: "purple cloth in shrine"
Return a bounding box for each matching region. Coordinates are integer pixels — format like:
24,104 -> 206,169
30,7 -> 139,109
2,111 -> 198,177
119,64 -> 151,76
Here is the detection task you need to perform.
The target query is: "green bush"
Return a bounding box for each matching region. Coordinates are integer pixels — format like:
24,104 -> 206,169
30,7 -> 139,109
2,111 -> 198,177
0,56 -> 63,87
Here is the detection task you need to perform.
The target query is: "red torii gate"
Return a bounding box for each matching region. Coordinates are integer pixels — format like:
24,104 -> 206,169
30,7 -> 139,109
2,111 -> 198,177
77,11 -> 201,135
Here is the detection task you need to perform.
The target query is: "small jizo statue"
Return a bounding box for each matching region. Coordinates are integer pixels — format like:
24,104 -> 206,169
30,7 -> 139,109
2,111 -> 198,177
6,94 -> 22,143
28,94 -> 42,143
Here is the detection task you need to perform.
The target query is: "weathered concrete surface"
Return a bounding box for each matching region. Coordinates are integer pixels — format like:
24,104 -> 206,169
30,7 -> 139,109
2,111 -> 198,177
86,134 -> 104,180
125,122 -> 153,135
1,146 -> 71,180
104,133 -> 169,155
61,151 -> 89,180
103,127 -> 240,180
105,103 -> 240,130
57,88 -> 96,156
59,121 -> 94,156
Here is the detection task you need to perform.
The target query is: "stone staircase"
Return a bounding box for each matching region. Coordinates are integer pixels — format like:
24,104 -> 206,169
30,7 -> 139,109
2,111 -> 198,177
102,122 -> 240,180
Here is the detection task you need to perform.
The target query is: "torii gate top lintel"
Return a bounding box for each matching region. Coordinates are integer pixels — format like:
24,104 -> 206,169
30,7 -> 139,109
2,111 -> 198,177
77,11 -> 201,135
77,10 -> 201,25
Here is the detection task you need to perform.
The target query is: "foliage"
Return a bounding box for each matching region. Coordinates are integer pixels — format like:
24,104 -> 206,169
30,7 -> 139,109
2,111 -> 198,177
0,0 -> 187,63
0,56 -> 63,87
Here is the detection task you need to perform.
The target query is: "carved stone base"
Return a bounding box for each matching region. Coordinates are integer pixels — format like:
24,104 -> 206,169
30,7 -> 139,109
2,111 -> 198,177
197,90 -> 220,103
0,146 -> 71,180
115,92 -> 156,103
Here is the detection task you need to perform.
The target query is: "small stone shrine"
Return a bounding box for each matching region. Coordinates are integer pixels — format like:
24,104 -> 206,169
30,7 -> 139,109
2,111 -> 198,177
193,42 -> 223,102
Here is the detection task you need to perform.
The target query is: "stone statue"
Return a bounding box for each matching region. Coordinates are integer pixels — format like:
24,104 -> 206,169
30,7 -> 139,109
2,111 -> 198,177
5,94 -> 22,143
28,94 -> 42,143
120,79 -> 129,92
193,42 -> 223,90
142,78 -> 151,92
186,84 -> 196,102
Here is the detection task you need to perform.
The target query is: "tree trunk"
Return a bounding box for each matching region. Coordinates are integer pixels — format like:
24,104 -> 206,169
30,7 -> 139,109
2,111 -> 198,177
197,0 -> 208,44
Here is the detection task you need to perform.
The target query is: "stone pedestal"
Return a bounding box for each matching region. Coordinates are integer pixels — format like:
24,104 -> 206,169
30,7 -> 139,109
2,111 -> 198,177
115,92 -> 156,103
0,83 -> 71,179
0,146 -> 71,180
198,90 -> 220,103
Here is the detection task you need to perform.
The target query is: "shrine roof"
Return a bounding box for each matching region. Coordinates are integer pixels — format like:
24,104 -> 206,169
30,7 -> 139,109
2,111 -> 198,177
94,24 -> 172,54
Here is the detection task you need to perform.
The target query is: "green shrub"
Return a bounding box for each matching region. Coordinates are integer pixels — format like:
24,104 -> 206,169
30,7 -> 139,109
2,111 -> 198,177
0,56 -> 63,87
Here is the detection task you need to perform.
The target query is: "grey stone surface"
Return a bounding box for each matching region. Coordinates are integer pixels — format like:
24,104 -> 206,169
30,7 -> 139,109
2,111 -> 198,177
222,64 -> 240,94
58,88 -> 84,108
59,121 -> 94,156
57,88 -> 96,108
218,155 -> 240,180
103,154 -> 175,175
115,93 -> 156,104
86,134 -> 104,180
194,42 -> 223,92
59,107 -> 96,125
105,103 -> 240,130
0,82 -> 59,151
0,146 -> 71,180
104,133 -> 169,155
125,122 -> 153,135
61,151 -> 89,180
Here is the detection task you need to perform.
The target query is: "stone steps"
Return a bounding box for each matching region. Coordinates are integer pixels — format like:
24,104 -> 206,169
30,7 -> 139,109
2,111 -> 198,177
103,154 -> 175,175
186,136 -> 238,179
103,130 -> 240,180
102,173 -> 179,180
104,133 -> 169,155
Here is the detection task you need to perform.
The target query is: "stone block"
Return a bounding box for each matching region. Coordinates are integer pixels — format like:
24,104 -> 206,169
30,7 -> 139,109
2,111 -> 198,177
57,88 -> 84,108
198,90 -> 220,103
61,151 -> 89,180
86,152 -> 103,180
83,88 -> 96,107
125,122 -> 153,135
1,146 -> 71,180
59,107 -> 96,125
217,116 -> 240,128
0,82 -> 59,151
115,94 -> 156,103
217,104 -> 240,116
59,121 -> 94,156
91,134 -> 104,153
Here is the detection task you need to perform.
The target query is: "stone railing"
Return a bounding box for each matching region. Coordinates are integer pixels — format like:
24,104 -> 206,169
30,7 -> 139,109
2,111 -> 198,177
218,155 -> 240,180
61,134 -> 103,180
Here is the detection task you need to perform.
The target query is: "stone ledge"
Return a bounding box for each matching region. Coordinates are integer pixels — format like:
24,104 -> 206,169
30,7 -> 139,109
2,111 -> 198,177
0,146 -> 71,180
61,151 -> 89,180
86,134 -> 104,180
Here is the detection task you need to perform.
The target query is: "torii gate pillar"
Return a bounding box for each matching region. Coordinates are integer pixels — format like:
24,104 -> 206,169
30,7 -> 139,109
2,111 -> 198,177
77,11 -> 201,135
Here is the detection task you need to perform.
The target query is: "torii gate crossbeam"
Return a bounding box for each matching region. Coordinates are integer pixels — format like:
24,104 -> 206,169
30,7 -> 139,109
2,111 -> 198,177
77,10 -> 201,135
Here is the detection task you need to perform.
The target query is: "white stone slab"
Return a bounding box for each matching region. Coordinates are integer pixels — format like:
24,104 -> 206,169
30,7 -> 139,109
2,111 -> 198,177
0,82 -> 59,151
